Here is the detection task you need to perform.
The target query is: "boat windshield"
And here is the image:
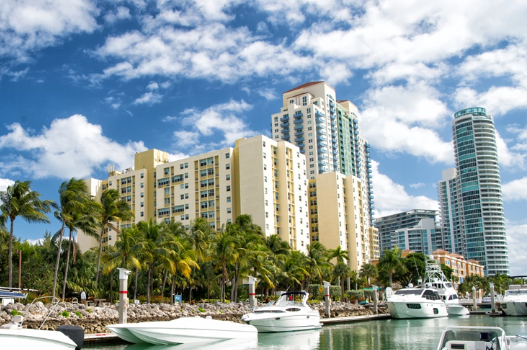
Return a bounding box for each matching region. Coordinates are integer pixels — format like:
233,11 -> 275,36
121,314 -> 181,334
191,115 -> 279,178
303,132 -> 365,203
394,289 -> 422,295
505,289 -> 527,296
439,329 -> 504,350
276,292 -> 306,307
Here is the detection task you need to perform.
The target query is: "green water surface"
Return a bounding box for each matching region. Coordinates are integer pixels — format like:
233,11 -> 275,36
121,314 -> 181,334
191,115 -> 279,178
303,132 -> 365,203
85,316 -> 527,350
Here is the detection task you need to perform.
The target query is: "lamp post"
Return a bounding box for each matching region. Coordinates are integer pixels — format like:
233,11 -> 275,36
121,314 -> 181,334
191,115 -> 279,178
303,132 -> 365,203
117,268 -> 131,324
18,250 -> 22,289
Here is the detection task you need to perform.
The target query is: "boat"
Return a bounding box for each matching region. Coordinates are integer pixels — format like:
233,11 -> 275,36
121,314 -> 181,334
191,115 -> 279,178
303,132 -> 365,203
240,291 -> 321,332
437,326 -> 527,350
107,316 -> 257,345
386,286 -> 448,319
0,293 -> 83,350
502,284 -> 527,316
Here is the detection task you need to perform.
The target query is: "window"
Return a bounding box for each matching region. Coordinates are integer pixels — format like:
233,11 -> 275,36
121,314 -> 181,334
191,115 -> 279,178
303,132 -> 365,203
263,153 -> 266,159
165,198 -> 171,204
141,202 -> 144,207
180,194 -> 184,200
266,212 -> 268,218
227,197 -> 231,203
264,176 -> 267,182
226,185 -> 231,192
180,164 -> 184,169
226,153 -> 230,159
141,183 -> 144,188
140,173 -> 144,179
227,208 -> 232,213
164,188 -> 170,195
185,172 -> 188,179
164,168 -> 170,175
140,212 -> 144,217
226,163 -> 230,170
109,181 -> 112,186
263,141 -> 266,147
141,192 -> 144,198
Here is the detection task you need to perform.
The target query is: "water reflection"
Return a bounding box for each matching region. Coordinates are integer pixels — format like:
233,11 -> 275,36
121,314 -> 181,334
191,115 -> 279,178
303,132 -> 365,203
85,316 -> 527,350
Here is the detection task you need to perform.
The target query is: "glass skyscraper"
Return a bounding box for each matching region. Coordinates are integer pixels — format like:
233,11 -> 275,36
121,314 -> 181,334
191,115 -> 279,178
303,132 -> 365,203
439,107 -> 509,276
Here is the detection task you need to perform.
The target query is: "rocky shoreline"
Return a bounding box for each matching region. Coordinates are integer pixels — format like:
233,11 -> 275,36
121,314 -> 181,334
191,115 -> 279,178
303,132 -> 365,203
0,301 -> 388,333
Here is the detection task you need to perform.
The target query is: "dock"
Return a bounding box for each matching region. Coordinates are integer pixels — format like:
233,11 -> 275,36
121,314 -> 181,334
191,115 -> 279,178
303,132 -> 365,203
84,332 -> 122,345
321,314 -> 391,325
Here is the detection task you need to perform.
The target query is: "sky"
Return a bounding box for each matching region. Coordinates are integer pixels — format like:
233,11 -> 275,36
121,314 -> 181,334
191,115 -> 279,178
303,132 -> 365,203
0,0 -> 525,274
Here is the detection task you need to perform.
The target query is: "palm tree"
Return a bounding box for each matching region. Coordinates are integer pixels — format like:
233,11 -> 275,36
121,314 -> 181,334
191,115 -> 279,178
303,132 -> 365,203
95,189 -> 133,285
333,262 -> 351,301
211,226 -> 237,302
0,180 -> 54,288
360,263 -> 378,287
328,246 -> 349,265
378,246 -> 406,287
305,242 -> 330,286
279,251 -> 309,290
51,178 -> 94,297
103,225 -> 142,285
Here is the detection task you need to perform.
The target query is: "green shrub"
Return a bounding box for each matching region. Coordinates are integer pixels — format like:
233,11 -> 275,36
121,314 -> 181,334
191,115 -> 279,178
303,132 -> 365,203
75,311 -> 82,318
198,307 -> 205,313
60,311 -> 70,318
10,310 -> 22,316
86,308 -> 92,313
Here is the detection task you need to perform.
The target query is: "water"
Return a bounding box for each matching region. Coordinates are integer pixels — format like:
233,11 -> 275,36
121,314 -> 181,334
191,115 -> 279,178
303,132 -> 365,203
85,316 -> 527,350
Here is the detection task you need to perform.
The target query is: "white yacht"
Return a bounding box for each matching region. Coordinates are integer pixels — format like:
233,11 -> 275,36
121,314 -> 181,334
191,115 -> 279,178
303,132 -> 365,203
0,293 -> 83,350
107,316 -> 257,345
502,285 -> 527,316
386,287 -> 448,318
241,291 -> 321,332
424,263 -> 469,316
437,326 -> 527,350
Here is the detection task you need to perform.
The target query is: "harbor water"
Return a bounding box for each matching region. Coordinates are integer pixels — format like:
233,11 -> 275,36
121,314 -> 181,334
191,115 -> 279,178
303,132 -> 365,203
85,315 -> 527,350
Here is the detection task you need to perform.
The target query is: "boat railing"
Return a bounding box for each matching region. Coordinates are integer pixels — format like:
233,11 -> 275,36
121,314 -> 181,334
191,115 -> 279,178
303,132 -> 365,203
21,295 -> 62,330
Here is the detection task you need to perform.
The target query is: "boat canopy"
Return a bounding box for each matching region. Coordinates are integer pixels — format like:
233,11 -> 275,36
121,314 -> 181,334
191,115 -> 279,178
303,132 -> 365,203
0,290 -> 27,299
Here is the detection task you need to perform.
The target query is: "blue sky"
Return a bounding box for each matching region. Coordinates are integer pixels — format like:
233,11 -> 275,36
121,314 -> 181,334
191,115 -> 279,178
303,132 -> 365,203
0,0 -> 525,273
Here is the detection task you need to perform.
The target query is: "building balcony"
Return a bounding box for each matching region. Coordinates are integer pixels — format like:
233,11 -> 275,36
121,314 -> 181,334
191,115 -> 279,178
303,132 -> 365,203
318,147 -> 327,154
315,117 -> 325,124
281,128 -> 290,134
300,149 -> 305,154
294,137 -> 304,143
315,111 -> 325,118
317,135 -> 327,141
318,141 -> 327,147
319,154 -> 328,160
294,118 -> 303,124
294,111 -> 303,118
281,122 -> 289,128
294,130 -> 304,136
282,137 -> 290,142
294,124 -> 303,130
333,149 -> 338,155
297,142 -> 305,148
280,116 -> 289,122
329,100 -> 335,107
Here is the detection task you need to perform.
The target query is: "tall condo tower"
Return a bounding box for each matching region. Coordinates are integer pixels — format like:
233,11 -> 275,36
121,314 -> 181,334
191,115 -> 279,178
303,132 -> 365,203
271,82 -> 375,226
439,107 -> 508,276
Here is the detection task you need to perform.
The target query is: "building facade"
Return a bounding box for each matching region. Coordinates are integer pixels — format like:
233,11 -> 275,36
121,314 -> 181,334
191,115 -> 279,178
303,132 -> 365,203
432,249 -> 485,283
374,209 -> 439,254
393,218 -> 441,256
270,81 -> 375,227
439,107 -> 509,276
79,135 -> 309,254
308,172 -> 379,271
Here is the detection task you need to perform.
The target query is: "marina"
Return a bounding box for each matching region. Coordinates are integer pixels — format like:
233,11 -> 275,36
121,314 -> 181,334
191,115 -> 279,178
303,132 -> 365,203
82,315 -> 527,350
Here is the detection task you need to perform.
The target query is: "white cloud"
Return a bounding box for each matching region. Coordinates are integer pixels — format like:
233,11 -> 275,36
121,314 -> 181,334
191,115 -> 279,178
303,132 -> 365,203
506,221 -> 527,275
496,132 -> 526,169
171,100 -> 259,150
361,83 -> 453,164
0,115 -> 147,179
26,238 -> 44,245
455,86 -> 527,117
409,182 -> 425,189
371,160 -> 438,217
257,88 -> 277,100
0,178 -> 15,192
0,0 -> 98,61
133,92 -> 163,105
502,177 -> 527,202
104,6 -> 131,23
146,82 -> 159,90
168,152 -> 190,162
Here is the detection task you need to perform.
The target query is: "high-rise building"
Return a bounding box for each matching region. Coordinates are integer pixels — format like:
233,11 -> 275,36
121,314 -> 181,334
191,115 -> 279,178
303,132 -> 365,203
374,209 -> 439,254
393,218 -> 442,256
78,135 -> 309,254
270,82 -> 375,227
438,107 -> 508,276
308,172 -> 379,270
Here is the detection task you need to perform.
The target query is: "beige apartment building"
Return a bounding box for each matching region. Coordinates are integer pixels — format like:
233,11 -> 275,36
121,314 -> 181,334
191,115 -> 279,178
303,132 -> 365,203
79,136 -> 309,254
309,172 -> 379,270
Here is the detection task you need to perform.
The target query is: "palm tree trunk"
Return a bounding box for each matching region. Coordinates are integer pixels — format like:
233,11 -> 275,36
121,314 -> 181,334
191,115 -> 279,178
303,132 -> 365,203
206,267 -> 210,300
61,228 -> 74,299
341,278 -> 345,302
161,270 -> 168,297
170,275 -> 175,304
189,286 -> 192,302
109,269 -> 113,303
95,227 -> 104,285
134,268 -> 139,300
8,219 -> 14,288
147,264 -> 152,303
52,221 -> 66,297
389,272 -> 393,287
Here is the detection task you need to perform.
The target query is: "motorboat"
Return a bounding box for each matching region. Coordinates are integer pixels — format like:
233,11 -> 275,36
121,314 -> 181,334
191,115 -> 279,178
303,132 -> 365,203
107,316 -> 257,345
0,293 -> 83,350
502,285 -> 527,316
386,287 -> 448,319
240,291 -> 321,332
437,326 -> 527,350
123,337 -> 258,350
423,263 -> 469,316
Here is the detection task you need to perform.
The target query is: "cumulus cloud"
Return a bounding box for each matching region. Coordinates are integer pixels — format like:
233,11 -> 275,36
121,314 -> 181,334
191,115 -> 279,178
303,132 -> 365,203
409,182 -> 425,189
0,115 -> 147,179
507,221 -> 527,275
133,92 -> 163,105
146,82 -> 159,90
171,100 -> 259,151
496,132 -> 526,169
371,160 -> 439,217
361,83 -> 453,164
0,178 -> 15,192
257,88 -> 277,100
502,177 -> 527,202
104,6 -> 131,23
0,0 -> 98,61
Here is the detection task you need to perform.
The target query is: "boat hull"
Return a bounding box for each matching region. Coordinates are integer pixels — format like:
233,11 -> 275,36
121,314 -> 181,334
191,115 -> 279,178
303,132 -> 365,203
0,329 -> 77,350
502,301 -> 527,316
387,301 -> 448,319
446,304 -> 470,316
242,312 -> 321,332
109,317 -> 257,345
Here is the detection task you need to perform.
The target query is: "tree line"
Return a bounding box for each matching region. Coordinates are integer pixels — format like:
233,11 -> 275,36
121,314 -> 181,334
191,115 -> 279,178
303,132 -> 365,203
0,180 -> 517,303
